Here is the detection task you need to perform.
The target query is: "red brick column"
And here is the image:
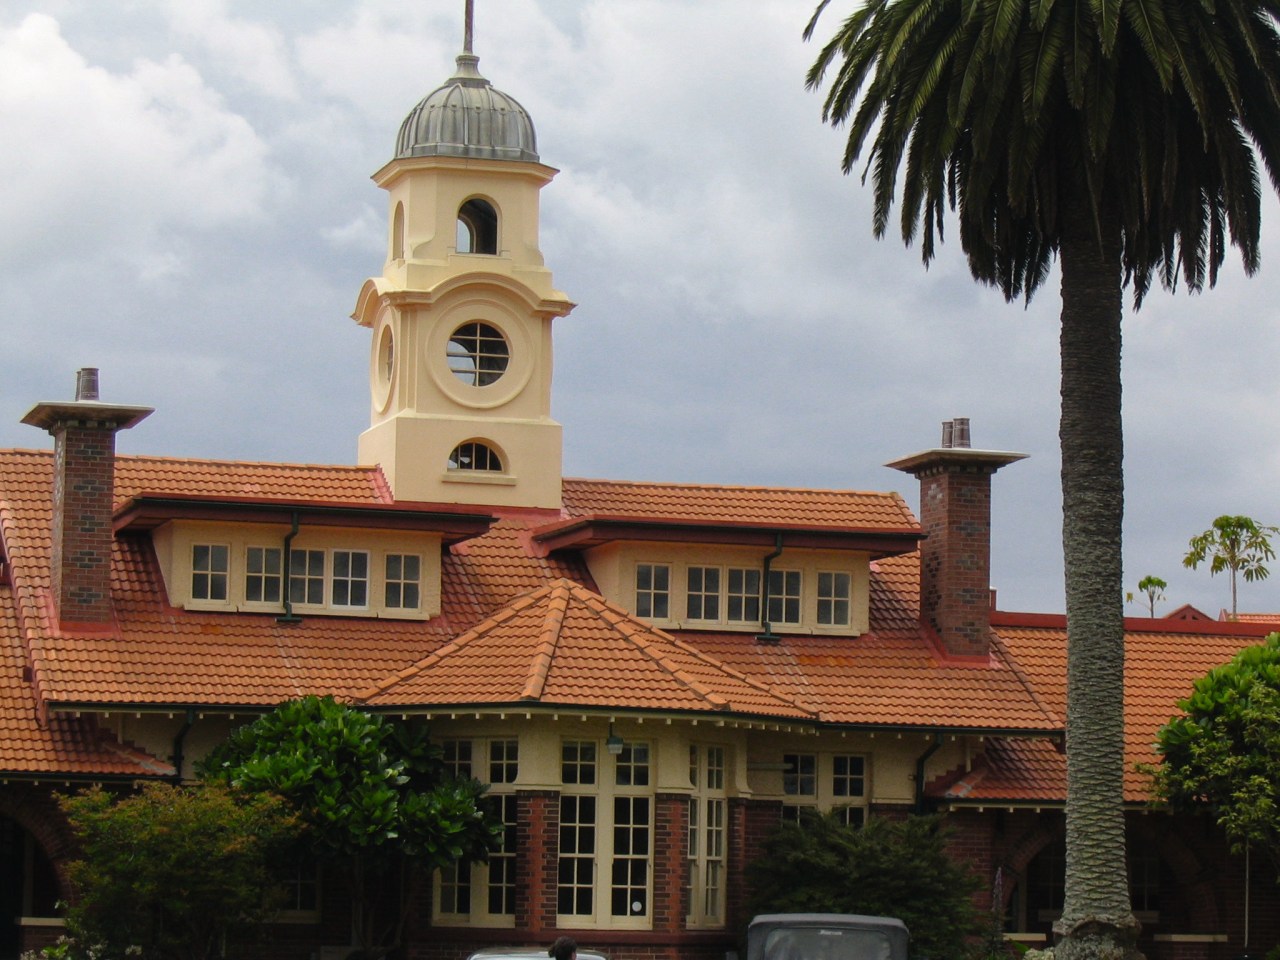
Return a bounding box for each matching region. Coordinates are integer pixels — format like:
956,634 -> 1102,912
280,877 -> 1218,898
651,793 -> 689,931
517,789 -> 559,935
50,424 -> 118,625
726,797 -> 781,933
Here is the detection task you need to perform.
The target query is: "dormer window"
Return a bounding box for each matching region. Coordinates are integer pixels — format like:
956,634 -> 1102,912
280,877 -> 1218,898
192,544 -> 229,601
246,546 -> 282,603
456,198 -> 498,254
449,441 -> 503,472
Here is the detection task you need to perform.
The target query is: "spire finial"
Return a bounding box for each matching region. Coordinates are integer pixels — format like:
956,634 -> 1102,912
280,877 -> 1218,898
464,0 -> 474,54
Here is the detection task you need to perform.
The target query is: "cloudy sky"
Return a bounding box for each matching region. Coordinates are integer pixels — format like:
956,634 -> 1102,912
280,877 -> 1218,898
4,0 -> 1280,618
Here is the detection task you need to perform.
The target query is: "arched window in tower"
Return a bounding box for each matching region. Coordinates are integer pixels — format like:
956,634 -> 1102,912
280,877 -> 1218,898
447,321 -> 509,386
449,440 -> 504,473
456,198 -> 498,254
391,202 -> 405,260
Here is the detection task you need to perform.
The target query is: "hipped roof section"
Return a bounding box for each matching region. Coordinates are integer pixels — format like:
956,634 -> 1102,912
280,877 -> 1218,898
357,578 -> 816,720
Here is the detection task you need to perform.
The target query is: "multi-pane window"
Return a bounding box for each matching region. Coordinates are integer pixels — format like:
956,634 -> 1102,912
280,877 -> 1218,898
384,554 -> 420,609
818,572 -> 852,626
436,739 -> 519,923
487,794 -> 518,915
191,544 -> 229,601
781,752 -> 817,821
279,860 -> 319,915
779,753 -> 870,826
688,745 -> 727,928
245,546 -> 282,603
615,743 -> 650,787
447,322 -> 509,386
490,739 -> 518,784
686,567 -> 720,620
289,549 -> 325,605
562,740 -> 597,784
767,570 -> 802,624
557,738 -> 653,926
611,796 -> 650,918
832,755 -> 867,827
558,794 -> 596,915
727,568 -> 761,622
449,441 -> 503,472
331,550 -> 369,607
635,564 -> 670,619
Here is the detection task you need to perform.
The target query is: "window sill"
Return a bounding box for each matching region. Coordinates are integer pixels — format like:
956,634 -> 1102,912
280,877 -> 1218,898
443,471 -> 517,486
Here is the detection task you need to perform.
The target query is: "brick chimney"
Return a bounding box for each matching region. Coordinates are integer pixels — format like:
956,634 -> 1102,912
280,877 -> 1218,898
886,419 -> 1025,658
22,369 -> 152,630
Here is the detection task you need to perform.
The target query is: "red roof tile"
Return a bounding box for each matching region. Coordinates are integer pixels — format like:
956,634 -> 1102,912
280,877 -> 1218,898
561,478 -> 920,533
993,615 -> 1280,802
359,579 -> 814,719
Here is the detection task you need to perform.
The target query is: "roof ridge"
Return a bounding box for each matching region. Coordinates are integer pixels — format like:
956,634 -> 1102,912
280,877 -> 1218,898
562,476 -> 903,498
352,585 -> 556,702
988,632 -> 1062,728
520,581 -> 572,701
575,589 -> 815,717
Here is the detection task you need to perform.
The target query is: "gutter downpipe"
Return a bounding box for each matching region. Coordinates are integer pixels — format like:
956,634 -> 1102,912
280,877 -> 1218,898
170,707 -> 196,784
914,732 -> 943,813
277,511 -> 302,624
756,533 -> 784,643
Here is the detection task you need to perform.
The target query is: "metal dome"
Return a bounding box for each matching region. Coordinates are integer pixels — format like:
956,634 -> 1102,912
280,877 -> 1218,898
395,53 -> 538,163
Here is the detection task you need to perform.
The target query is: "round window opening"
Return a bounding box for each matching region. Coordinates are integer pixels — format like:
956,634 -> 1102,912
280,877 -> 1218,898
447,321 -> 509,386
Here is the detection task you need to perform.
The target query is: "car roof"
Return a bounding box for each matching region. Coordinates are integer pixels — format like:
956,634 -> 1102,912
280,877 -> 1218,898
465,950 -> 609,960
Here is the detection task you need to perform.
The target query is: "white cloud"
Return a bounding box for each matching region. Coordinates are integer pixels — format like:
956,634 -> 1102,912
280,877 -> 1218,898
160,0 -> 299,100
0,13 -> 276,275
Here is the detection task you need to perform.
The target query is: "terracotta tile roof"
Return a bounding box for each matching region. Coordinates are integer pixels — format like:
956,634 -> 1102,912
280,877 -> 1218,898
0,583 -> 172,777
930,737 -> 1067,802
560,478 -> 920,533
992,614 -> 1280,802
0,452 -> 589,709
359,579 -> 814,719
0,449 -> 1049,745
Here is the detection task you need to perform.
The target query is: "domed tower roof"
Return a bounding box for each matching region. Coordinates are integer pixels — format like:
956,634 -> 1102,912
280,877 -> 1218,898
395,49 -> 539,163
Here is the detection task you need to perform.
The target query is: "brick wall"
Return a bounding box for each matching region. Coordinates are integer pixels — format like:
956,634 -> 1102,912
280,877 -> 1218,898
917,466 -> 994,658
50,422 -> 119,626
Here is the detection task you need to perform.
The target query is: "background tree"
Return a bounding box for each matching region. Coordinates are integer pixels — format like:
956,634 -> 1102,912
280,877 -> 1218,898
1154,633 -> 1280,873
803,0 -> 1280,957
58,782 -> 301,960
200,695 -> 500,960
1184,515 -> 1278,619
1126,575 -> 1167,618
746,813 -> 981,960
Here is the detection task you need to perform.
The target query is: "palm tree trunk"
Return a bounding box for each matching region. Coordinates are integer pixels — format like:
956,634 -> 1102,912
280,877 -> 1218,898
1054,205 -> 1141,960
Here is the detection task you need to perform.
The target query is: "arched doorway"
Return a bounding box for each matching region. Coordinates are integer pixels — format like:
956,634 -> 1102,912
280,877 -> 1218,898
0,815 -> 61,958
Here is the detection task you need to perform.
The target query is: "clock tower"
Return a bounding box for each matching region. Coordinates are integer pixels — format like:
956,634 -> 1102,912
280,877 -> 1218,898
353,9 -> 574,509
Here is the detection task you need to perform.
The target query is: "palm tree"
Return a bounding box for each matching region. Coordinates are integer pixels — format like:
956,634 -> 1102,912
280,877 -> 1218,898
804,1 -> 1280,958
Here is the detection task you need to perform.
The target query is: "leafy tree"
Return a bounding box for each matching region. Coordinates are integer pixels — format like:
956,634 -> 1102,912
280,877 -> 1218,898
747,813 -> 981,960
199,695 -> 500,960
1154,633 -> 1280,873
1126,575 -> 1167,618
802,0 -> 1280,957
58,782 -> 301,960
1184,515 -> 1279,619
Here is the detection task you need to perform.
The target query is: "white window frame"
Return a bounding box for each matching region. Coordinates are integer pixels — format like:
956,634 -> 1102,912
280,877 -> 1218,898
384,553 -> 422,611
817,571 -> 852,626
433,738 -> 520,928
191,543 -> 230,602
635,564 -> 671,620
330,549 -> 370,609
556,738 -> 654,929
687,744 -> 728,929
244,545 -> 283,607
779,752 -> 870,825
